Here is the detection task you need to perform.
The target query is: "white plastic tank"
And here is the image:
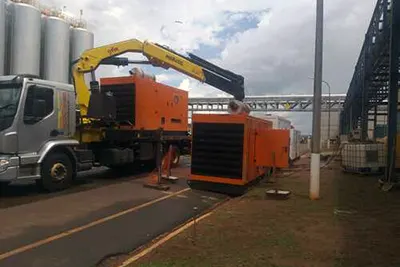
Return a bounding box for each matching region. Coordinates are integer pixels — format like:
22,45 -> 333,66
70,27 -> 94,62
9,2 -> 41,76
42,16 -> 70,83
0,0 -> 5,75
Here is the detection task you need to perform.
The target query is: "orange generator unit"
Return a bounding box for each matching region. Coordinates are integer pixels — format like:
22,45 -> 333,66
99,73 -> 188,133
83,72 -> 191,167
188,114 -> 290,195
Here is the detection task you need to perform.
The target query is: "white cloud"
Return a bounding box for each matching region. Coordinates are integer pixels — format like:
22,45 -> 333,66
40,0 -> 377,132
43,0 -> 376,96
178,78 -> 190,92
217,0 -> 376,96
155,73 -> 170,83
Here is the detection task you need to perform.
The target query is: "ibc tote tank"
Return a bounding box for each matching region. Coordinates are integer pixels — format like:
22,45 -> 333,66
9,2 -> 41,76
42,16 -> 70,83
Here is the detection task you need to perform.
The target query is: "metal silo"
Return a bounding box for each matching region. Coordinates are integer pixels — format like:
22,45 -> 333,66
9,2 -> 41,76
70,27 -> 93,84
70,27 -> 94,62
4,1 -> 12,75
42,16 -> 70,83
0,0 -> 7,75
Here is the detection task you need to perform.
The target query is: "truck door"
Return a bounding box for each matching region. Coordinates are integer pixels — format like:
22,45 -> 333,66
17,84 -> 58,155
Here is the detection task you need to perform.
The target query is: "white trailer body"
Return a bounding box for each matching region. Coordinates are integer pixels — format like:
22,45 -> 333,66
250,114 -> 291,129
290,129 -> 301,161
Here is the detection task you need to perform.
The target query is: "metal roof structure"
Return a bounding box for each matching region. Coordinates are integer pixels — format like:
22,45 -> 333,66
189,94 -> 346,112
341,0 -> 393,136
340,0 -> 400,182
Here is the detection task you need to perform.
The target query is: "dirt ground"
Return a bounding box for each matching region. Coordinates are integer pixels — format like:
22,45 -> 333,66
121,156 -> 400,267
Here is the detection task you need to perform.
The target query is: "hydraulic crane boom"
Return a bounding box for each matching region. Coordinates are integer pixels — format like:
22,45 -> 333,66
72,39 -> 245,116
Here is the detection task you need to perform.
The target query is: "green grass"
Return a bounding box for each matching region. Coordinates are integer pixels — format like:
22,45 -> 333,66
126,162 -> 400,267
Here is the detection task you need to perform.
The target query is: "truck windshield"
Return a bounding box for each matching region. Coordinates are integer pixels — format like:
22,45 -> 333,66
0,85 -> 22,131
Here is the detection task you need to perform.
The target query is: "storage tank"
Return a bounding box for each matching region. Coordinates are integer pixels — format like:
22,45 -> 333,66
70,27 -> 94,84
70,27 -> 94,62
42,16 -> 70,83
4,1 -> 12,74
9,2 -> 41,76
0,0 -> 5,75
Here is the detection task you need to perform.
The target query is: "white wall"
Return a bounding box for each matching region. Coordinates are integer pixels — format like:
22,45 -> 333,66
320,111 -> 340,141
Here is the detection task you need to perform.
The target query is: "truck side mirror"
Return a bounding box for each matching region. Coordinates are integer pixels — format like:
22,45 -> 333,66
32,99 -> 47,118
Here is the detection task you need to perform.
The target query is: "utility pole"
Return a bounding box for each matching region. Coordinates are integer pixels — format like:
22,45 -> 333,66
310,0 -> 324,200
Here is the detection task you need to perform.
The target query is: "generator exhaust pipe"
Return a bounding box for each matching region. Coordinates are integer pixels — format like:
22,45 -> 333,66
227,100 -> 251,115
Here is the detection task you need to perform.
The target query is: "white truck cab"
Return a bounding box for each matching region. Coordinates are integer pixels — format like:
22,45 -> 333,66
0,75 -> 78,189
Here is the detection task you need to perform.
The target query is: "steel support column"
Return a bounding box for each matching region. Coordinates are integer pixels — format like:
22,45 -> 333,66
361,32 -> 371,141
373,105 -> 378,140
385,0 -> 400,183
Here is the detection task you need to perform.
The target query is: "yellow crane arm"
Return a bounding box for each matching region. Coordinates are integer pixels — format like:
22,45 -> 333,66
72,38 -> 244,116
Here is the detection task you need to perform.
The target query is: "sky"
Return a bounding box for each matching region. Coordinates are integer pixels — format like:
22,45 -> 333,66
42,0 -> 377,134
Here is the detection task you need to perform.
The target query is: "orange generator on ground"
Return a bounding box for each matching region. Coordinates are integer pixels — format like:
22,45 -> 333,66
188,114 -> 290,195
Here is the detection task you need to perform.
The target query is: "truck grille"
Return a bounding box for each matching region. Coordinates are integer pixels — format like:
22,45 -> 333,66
101,83 -> 136,124
191,122 -> 244,179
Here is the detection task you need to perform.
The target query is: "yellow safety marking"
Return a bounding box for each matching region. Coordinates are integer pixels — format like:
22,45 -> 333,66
117,211 -> 213,267
0,188 -> 190,261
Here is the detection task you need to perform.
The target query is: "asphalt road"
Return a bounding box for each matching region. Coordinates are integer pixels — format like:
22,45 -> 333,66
0,156 -> 192,209
0,177 -> 226,267
0,167 -> 149,209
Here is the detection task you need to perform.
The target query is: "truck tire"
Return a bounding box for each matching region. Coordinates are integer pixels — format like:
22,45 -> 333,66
40,152 -> 74,192
0,182 -> 9,195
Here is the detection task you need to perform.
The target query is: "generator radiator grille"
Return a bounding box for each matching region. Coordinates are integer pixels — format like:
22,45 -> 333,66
191,122 -> 244,179
102,83 -> 136,124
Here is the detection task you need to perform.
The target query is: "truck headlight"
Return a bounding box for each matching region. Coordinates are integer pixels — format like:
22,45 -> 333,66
0,159 -> 9,171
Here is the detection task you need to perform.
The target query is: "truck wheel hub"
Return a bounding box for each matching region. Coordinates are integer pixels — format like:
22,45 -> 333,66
50,163 -> 67,181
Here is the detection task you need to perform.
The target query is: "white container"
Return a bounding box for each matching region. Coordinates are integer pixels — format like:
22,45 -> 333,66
290,129 -> 301,161
251,114 -> 291,129
342,143 -> 386,172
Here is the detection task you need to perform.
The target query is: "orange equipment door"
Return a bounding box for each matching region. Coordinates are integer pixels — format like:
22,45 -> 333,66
255,129 -> 290,168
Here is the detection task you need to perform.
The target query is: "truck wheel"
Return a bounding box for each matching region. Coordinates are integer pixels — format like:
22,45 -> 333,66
40,152 -> 73,192
0,182 -> 9,195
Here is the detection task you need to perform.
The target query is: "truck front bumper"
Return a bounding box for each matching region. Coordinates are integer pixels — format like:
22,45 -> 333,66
0,156 -> 19,182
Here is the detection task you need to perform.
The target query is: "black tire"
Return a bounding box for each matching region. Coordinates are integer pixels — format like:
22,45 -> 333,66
0,182 -> 9,195
40,152 -> 74,192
